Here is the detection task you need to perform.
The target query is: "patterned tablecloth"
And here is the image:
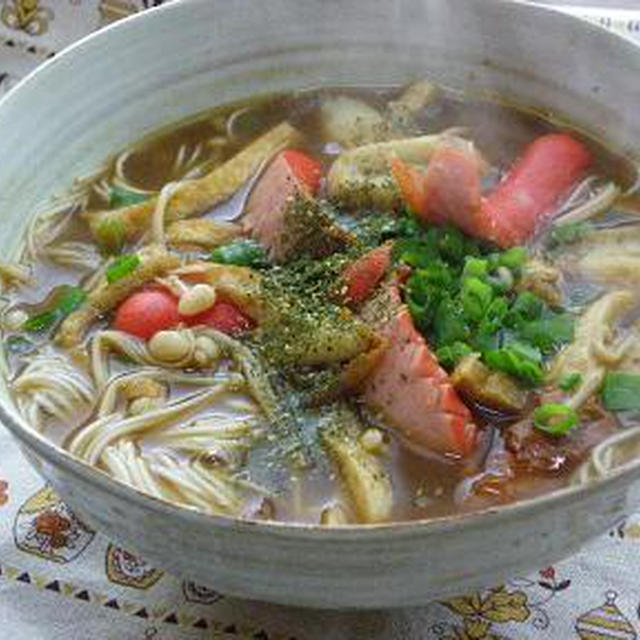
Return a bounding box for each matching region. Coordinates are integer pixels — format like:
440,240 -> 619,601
2,2 -> 640,638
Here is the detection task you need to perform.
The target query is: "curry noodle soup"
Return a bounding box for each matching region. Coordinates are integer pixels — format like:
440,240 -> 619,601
3,82 -> 640,525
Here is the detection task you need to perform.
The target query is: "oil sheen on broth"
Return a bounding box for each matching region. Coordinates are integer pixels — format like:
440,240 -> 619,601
3,81 -> 640,525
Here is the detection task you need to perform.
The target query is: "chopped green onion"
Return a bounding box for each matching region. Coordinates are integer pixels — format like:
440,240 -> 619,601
498,247 -> 527,271
24,286 -> 87,333
209,239 -> 268,268
394,238 -> 436,268
602,372 -> 640,411
484,342 -> 543,386
517,313 -> 574,353
506,291 -> 544,326
106,254 -> 141,284
559,372 -> 583,393
108,185 -> 149,209
473,297 -> 509,351
462,257 -> 489,281
23,310 -> 59,333
405,268 -> 447,330
461,277 -> 493,322
486,267 -> 514,293
436,342 -> 475,371
414,261 -> 454,289
434,297 -> 469,346
58,287 -> 87,315
533,403 -> 579,437
395,214 -> 424,238
436,226 -> 471,263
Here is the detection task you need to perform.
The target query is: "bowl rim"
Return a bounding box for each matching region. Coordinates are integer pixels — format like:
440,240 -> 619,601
2,0 -> 640,537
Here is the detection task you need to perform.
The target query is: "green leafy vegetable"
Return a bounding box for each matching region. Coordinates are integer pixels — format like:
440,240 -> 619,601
436,342 -> 475,371
473,297 -> 509,352
391,214 -> 567,390
517,312 -> 574,354
486,268 -> 514,294
461,277 -> 493,322
506,291 -> 544,326
602,372 -> 640,411
559,372 -> 583,393
106,254 -> 141,284
484,342 -> 543,386
406,263 -> 455,331
209,239 -> 268,268
497,247 -> 527,271
23,310 -> 58,333
108,185 -> 150,209
395,213 -> 424,238
434,298 -> 469,346
436,225 -> 477,263
24,286 -> 87,333
533,403 -> 579,437
462,257 -> 489,281
394,238 -> 437,268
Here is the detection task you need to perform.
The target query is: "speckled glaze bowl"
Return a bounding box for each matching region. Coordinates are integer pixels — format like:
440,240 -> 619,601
2,0 -> 640,609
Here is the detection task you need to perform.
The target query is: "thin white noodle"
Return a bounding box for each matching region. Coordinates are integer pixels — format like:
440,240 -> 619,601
591,425 -> 640,479
151,181 -> 180,246
0,261 -> 31,285
83,257 -> 113,294
185,143 -> 203,170
172,144 -> 187,174
91,330 -> 206,390
25,200 -> 78,260
72,384 -> 234,464
43,241 -> 102,271
114,149 -> 134,184
96,366 -> 230,415
68,413 -> 122,460
623,164 -> 640,198
110,175 -> 156,195
12,351 -> 94,431
555,182 -> 621,225
567,370 -> 605,411
92,178 -> 111,202
197,328 -> 280,422
102,442 -> 135,484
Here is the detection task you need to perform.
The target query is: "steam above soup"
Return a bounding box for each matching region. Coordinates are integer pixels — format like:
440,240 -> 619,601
3,81 -> 640,524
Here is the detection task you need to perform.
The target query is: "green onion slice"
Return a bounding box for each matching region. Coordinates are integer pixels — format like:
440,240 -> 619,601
106,254 -> 141,284
24,286 -> 87,333
559,372 -> 582,393
533,403 -> 579,437
108,185 -> 150,209
602,372 -> 640,411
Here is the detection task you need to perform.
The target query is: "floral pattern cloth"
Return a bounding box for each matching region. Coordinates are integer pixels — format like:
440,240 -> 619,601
2,1 -> 640,638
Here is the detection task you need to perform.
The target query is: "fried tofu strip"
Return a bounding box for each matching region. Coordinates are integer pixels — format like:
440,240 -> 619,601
166,219 -> 242,249
87,122 -> 302,245
452,354 -> 528,412
323,410 -> 393,524
56,245 -> 180,348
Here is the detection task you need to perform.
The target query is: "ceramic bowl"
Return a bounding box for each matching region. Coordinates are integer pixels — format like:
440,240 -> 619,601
1,0 -> 640,609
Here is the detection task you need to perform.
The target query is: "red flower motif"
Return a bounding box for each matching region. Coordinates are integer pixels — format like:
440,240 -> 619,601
0,480 -> 8,507
35,511 -> 71,549
539,566 -> 556,581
